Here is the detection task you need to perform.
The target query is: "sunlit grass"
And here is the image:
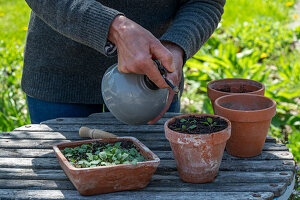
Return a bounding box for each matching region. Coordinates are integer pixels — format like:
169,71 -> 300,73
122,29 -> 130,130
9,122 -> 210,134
0,0 -> 30,42
0,0 -> 30,132
222,0 -> 293,28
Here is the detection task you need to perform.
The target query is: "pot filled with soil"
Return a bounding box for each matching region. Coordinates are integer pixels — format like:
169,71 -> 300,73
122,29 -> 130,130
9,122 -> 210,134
53,137 -> 160,196
207,78 -> 265,111
214,94 -> 276,157
164,114 -> 231,183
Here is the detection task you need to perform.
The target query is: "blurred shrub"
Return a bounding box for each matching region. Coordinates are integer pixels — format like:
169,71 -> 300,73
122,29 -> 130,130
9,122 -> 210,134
295,26 -> 300,39
0,40 -> 30,132
287,129 -> 300,162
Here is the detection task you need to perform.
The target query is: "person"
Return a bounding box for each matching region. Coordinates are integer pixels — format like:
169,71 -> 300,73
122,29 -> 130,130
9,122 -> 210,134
22,0 -> 225,124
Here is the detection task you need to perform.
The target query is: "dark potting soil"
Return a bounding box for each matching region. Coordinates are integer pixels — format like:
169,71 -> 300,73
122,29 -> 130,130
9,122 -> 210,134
91,140 -> 142,154
220,101 -> 272,111
168,116 -> 228,134
92,140 -> 135,151
220,102 -> 258,111
216,84 -> 253,93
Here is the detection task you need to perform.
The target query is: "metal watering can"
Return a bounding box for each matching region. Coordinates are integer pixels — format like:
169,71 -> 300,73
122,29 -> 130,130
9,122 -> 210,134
101,60 -> 178,125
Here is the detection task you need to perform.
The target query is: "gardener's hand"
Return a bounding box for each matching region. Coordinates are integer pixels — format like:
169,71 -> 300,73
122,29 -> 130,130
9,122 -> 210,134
147,41 -> 184,125
162,41 -> 184,88
108,15 -> 175,88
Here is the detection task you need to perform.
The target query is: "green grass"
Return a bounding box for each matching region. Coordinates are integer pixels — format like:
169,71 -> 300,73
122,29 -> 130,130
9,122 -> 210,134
221,0 -> 294,27
0,0 -> 30,132
0,0 -> 30,42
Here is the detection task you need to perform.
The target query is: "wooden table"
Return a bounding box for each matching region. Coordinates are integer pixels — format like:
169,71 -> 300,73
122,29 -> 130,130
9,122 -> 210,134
0,113 -> 296,200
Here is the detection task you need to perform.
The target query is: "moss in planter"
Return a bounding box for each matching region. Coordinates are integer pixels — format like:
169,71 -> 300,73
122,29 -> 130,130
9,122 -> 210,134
168,116 -> 228,134
61,141 -> 145,168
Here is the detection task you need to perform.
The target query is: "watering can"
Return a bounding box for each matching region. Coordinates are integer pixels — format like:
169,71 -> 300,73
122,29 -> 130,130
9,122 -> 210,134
101,60 -> 179,125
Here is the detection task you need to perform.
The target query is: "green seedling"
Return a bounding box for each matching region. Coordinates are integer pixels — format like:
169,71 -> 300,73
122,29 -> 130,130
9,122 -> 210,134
61,142 -> 145,168
180,118 -> 197,123
180,119 -> 187,123
200,117 -> 222,127
188,125 -> 197,130
179,118 -> 198,130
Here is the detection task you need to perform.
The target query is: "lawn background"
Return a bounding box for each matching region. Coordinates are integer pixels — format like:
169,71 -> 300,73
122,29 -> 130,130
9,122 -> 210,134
0,0 -> 299,198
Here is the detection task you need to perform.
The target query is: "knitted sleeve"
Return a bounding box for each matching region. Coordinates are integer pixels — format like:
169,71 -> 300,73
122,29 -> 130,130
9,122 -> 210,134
160,0 -> 226,63
25,0 -> 122,55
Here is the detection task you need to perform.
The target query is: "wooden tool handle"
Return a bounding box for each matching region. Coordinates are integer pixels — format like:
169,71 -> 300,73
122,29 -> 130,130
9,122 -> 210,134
79,127 -> 117,139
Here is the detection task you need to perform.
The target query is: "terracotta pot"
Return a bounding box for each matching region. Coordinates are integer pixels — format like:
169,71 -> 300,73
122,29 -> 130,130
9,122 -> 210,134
214,94 -> 276,158
164,114 -> 231,183
53,137 -> 160,196
207,78 -> 265,112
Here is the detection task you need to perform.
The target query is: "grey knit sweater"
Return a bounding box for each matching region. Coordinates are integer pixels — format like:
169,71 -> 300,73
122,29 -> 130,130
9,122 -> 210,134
22,0 -> 225,104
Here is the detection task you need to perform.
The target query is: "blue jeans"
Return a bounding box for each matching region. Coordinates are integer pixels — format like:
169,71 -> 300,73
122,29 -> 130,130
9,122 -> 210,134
26,95 -> 181,124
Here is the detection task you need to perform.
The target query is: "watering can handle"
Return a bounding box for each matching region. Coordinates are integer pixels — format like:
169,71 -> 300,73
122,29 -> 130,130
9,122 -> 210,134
153,60 -> 179,93
147,60 -> 177,125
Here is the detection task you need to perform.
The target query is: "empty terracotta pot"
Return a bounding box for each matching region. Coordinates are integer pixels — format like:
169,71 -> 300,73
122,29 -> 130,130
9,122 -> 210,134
53,137 -> 160,196
207,78 -> 265,112
164,114 -> 231,183
214,94 -> 276,158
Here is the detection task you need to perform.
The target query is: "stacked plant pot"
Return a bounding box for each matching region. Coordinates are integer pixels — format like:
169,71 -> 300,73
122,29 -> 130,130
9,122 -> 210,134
207,78 -> 276,157
207,78 -> 265,110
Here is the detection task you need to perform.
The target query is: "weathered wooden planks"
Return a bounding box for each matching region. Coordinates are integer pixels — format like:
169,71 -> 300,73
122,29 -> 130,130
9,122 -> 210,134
11,123 -> 282,144
1,130 -> 277,143
0,148 -> 55,158
144,182 -> 287,197
0,168 -> 67,180
0,112 -> 294,199
155,150 -> 294,161
41,116 -> 168,125
14,124 -> 165,133
0,190 -> 275,200
0,168 -> 293,185
0,148 -> 294,161
0,179 -> 286,197
1,131 -> 166,141
0,138 -> 288,151
0,157 -> 295,172
87,112 -> 182,119
158,160 -> 295,172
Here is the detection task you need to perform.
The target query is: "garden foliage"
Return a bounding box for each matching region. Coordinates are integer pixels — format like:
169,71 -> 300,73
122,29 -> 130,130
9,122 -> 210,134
0,0 -> 30,132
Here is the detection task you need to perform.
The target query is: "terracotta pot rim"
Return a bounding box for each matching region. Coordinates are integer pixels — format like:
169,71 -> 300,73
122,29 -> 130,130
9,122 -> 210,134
214,94 -> 276,114
52,137 -> 160,171
207,78 -> 265,97
164,113 -> 231,144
